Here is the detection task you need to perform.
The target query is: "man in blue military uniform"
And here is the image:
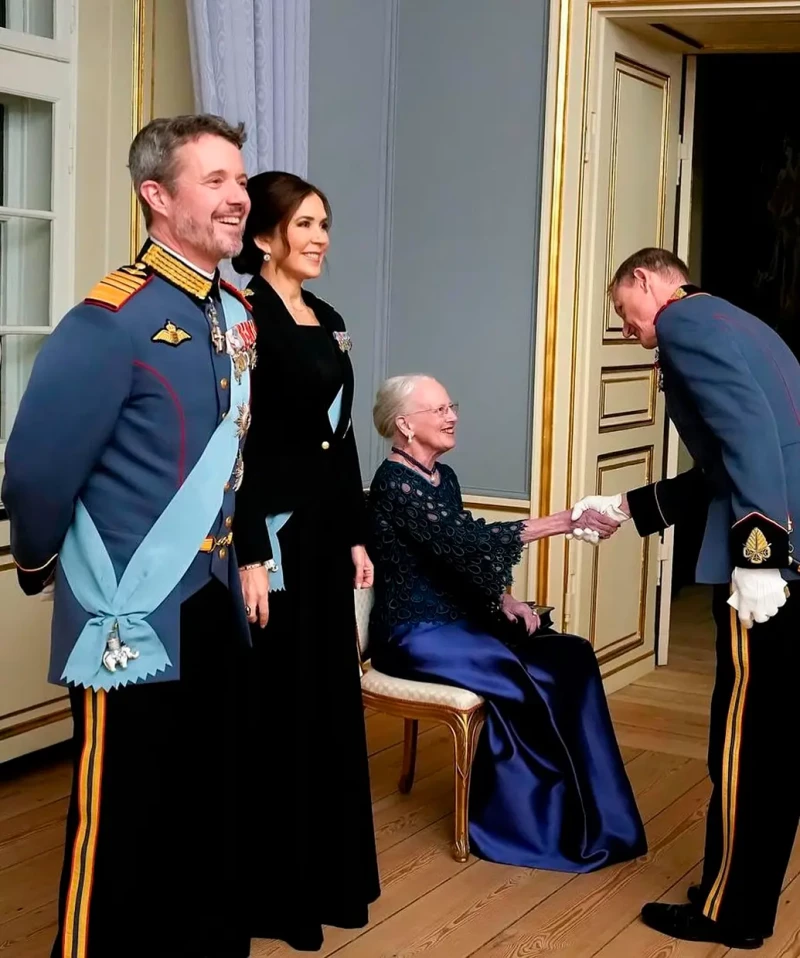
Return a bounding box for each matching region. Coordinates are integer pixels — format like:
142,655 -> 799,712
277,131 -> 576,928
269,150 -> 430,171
2,114 -> 260,957
571,247 -> 800,950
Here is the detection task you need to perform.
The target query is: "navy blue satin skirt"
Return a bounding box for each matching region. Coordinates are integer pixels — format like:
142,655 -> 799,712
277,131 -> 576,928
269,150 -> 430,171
372,620 -> 647,872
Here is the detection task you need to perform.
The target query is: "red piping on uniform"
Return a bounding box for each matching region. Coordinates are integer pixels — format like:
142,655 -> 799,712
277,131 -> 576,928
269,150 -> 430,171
133,361 -> 187,486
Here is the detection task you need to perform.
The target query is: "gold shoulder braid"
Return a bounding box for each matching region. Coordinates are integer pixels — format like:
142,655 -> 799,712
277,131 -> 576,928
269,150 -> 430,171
84,268 -> 151,311
141,244 -> 213,300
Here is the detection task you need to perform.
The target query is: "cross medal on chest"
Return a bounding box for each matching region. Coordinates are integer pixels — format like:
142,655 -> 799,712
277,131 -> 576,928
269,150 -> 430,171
207,301 -> 226,354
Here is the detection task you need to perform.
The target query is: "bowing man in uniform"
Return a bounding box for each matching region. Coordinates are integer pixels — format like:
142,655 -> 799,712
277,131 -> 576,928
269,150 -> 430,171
2,115 -> 260,958
571,247 -> 800,950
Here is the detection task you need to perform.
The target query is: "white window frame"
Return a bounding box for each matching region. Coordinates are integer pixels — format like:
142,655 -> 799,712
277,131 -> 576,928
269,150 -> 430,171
0,0 -> 76,469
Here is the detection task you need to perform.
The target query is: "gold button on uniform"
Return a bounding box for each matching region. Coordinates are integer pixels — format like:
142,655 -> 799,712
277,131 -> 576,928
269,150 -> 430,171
321,441 -> 330,450
218,547 -> 228,559
224,482 -> 231,492
220,378 -> 229,390
225,517 -> 233,528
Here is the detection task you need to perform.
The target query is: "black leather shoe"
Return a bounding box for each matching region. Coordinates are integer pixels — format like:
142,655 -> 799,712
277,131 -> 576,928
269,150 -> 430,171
640,903 -> 764,949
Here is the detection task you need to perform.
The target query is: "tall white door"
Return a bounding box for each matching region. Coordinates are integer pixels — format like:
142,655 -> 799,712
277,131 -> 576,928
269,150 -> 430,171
566,20 -> 684,689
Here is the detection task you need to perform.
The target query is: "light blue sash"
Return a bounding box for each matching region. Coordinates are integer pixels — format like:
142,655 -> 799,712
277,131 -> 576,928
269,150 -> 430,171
267,384 -> 343,592
59,289 -> 250,690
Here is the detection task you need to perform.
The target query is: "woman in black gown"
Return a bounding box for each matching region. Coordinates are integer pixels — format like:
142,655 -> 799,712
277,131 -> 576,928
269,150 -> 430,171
366,374 -> 647,872
231,172 -> 379,951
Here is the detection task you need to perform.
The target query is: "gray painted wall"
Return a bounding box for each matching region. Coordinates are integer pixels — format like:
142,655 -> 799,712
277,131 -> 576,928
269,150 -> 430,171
308,0 -> 549,498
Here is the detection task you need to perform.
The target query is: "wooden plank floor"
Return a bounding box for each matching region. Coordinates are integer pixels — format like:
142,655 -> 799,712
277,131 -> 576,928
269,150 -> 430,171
2,585 -> 799,957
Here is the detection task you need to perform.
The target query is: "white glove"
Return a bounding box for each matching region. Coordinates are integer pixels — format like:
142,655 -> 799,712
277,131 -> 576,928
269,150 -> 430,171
728,567 -> 788,629
567,493 -> 629,543
569,527 -> 600,544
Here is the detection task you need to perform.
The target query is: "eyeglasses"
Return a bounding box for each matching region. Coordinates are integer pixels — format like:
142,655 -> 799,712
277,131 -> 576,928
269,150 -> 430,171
406,402 -> 459,418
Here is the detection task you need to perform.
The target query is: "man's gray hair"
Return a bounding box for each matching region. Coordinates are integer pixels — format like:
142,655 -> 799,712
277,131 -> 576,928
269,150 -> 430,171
128,114 -> 246,226
608,247 -> 690,295
373,375 -> 430,439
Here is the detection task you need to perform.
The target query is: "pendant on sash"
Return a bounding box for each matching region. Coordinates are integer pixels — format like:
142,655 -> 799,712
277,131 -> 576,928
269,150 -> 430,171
207,301 -> 226,354
102,620 -> 140,673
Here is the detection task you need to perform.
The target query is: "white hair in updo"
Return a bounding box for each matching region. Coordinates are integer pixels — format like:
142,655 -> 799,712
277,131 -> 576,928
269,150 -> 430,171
372,375 -> 430,439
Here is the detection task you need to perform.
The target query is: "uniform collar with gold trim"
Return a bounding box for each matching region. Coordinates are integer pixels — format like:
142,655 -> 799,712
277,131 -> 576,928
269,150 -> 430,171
138,238 -> 218,301
654,284 -> 706,325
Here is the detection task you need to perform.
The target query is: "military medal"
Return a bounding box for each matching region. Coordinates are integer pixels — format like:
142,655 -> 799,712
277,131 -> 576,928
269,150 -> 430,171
225,319 -> 258,382
207,301 -> 226,354
654,349 -> 663,391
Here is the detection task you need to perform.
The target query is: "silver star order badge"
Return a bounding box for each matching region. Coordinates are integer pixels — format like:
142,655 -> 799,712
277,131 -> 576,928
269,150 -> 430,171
232,451 -> 245,491
235,402 -> 251,439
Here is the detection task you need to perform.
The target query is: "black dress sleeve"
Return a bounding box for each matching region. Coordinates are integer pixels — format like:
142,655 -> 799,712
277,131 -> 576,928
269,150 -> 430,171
342,427 -> 368,546
373,468 -> 524,600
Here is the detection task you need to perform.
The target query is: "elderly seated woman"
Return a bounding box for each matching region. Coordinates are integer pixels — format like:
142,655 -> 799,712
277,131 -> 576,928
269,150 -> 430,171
366,375 -> 647,872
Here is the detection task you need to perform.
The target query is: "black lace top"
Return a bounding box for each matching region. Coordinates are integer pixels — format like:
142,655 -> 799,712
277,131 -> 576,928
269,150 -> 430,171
367,460 -> 525,646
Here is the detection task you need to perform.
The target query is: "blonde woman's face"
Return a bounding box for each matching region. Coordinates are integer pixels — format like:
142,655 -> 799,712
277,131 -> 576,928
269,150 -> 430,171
399,379 -> 458,454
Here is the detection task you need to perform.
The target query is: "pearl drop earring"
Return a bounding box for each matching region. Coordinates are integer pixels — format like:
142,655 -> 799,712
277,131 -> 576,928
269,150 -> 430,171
263,252 -> 271,263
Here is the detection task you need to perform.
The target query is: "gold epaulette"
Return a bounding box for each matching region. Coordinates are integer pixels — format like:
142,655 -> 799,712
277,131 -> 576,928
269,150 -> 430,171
220,279 -> 253,311
142,244 -> 213,300
84,265 -> 152,311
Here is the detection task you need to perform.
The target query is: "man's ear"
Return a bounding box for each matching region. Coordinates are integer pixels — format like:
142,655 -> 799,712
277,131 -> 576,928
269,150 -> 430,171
138,180 -> 171,219
632,266 -> 650,293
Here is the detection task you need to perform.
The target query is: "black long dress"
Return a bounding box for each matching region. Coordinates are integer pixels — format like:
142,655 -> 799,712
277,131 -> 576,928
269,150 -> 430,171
233,276 -> 379,952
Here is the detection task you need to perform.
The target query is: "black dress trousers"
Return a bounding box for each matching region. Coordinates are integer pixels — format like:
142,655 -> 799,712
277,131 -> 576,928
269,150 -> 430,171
698,585 -> 800,936
51,580 -> 253,958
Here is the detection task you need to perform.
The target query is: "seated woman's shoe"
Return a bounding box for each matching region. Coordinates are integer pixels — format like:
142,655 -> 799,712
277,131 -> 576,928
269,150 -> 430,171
641,903 -> 763,949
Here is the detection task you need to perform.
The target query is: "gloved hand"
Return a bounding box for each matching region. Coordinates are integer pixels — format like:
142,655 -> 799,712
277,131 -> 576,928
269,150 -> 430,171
728,567 -> 788,629
568,494 -> 629,543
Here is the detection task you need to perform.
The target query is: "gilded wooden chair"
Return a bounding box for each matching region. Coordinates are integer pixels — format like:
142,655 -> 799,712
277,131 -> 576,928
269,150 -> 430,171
354,587 -> 486,862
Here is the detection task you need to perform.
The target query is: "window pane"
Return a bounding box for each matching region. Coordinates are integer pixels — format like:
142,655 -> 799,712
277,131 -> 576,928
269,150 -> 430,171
0,217 -> 51,325
0,0 -> 54,39
0,92 -> 53,211
0,333 -> 46,443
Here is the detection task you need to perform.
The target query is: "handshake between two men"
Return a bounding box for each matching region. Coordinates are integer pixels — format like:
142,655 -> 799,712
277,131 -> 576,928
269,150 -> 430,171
567,493 -> 788,631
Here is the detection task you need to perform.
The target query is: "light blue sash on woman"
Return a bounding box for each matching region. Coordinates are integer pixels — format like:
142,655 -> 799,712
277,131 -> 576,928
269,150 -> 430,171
266,384 -> 343,592
59,289 -> 250,691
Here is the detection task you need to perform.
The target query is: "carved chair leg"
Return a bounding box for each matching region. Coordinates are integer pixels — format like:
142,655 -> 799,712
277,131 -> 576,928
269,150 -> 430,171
447,707 -> 486,863
398,718 -> 419,794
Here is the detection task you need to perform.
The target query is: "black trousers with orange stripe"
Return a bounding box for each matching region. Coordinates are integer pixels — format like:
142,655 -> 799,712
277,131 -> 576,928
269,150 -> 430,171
698,585 -> 800,936
51,581 -> 253,958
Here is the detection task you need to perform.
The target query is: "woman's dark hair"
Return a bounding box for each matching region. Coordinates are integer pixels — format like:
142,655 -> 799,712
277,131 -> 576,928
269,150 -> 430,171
232,171 -> 332,275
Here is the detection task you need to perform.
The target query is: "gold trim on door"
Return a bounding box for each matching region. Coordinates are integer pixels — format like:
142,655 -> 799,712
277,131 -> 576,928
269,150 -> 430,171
129,0 -> 147,259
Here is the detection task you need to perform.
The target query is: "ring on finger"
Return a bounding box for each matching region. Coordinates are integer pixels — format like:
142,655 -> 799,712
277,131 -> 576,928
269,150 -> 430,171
245,605 -> 252,615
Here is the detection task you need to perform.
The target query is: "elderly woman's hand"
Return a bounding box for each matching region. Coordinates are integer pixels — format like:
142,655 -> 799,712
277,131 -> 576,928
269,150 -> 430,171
569,508 -> 621,543
240,565 -> 270,628
501,594 -> 540,634
352,545 -> 374,590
